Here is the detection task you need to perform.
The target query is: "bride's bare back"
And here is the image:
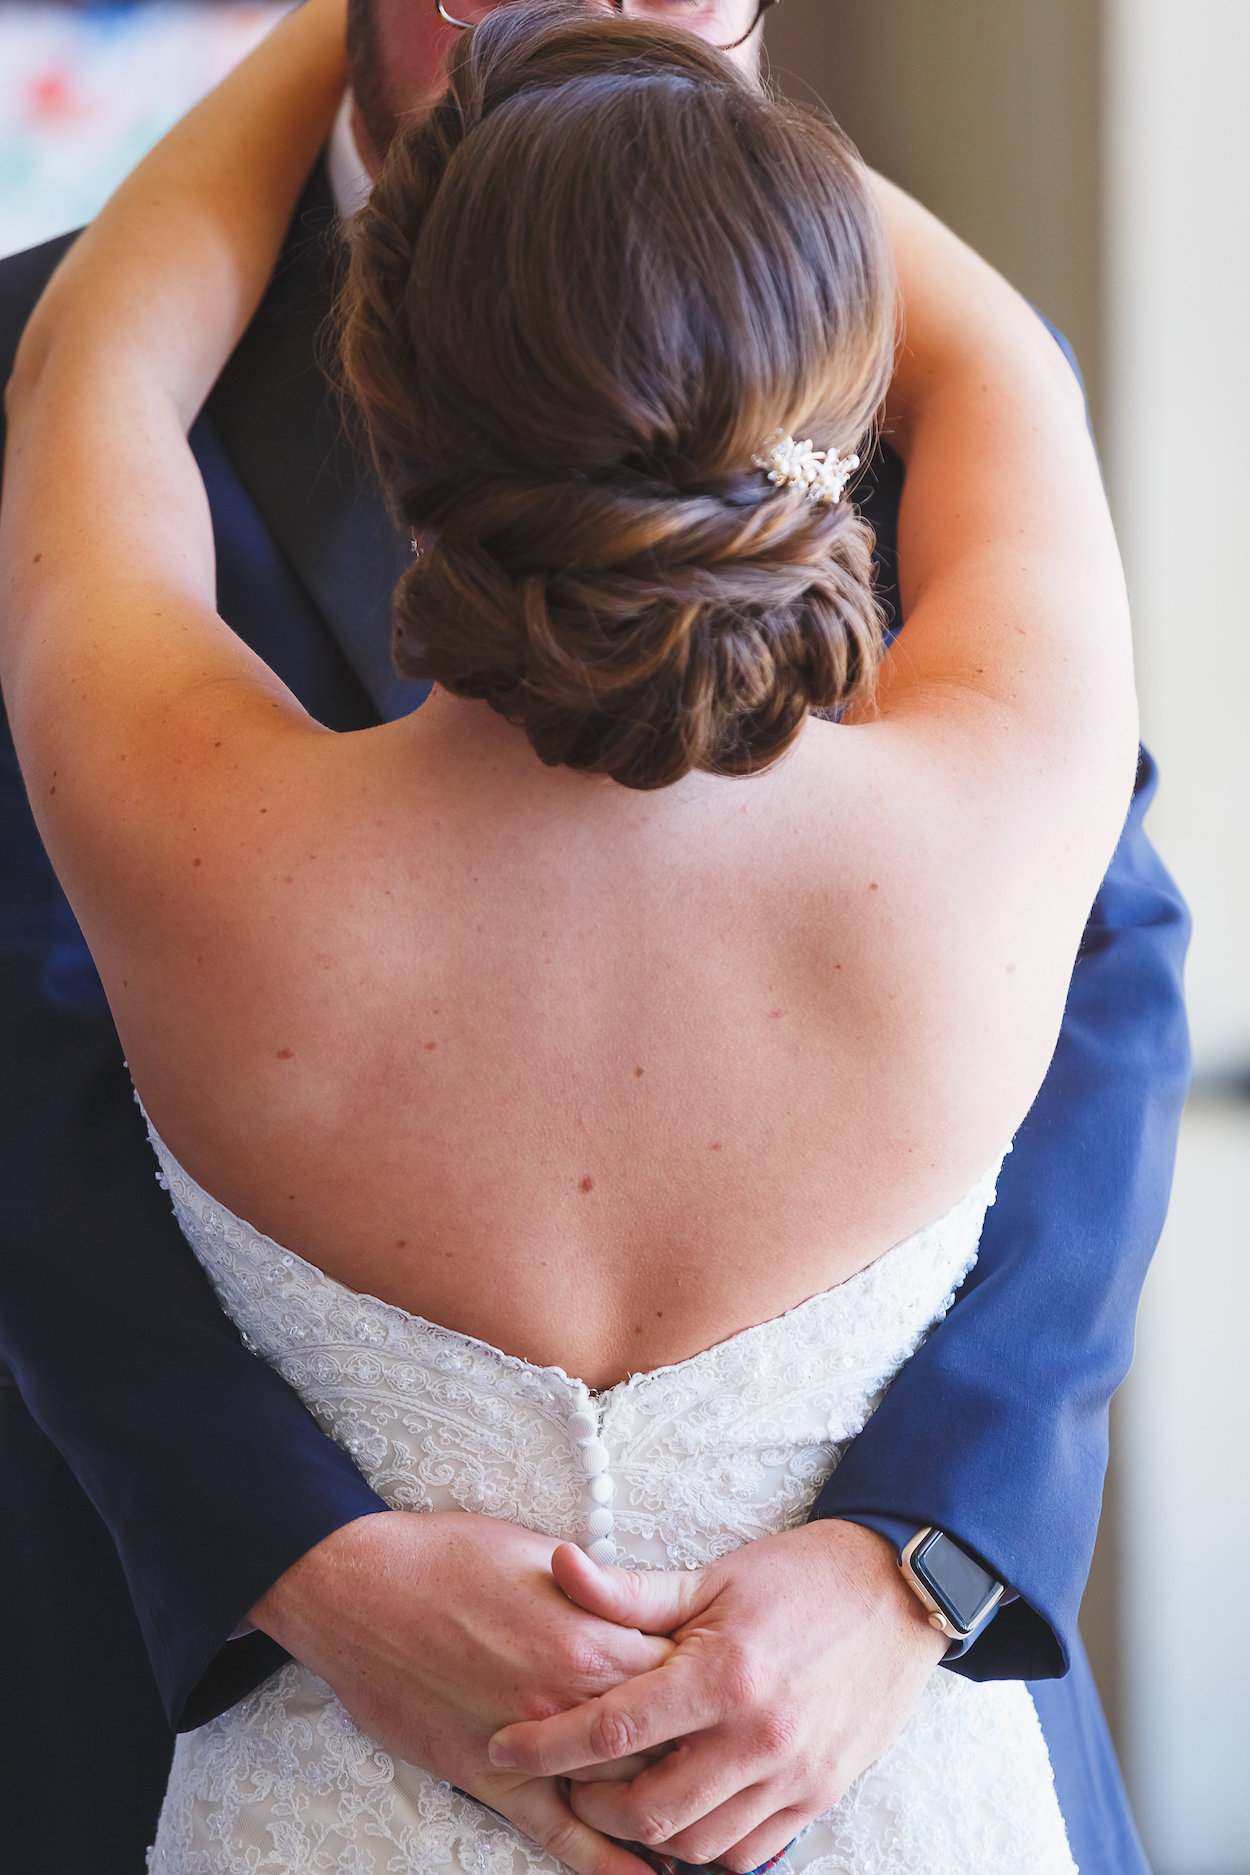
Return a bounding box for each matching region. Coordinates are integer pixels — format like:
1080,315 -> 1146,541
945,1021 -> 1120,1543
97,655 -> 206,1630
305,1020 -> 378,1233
73,659 -> 1104,1389
0,2 -> 1136,1389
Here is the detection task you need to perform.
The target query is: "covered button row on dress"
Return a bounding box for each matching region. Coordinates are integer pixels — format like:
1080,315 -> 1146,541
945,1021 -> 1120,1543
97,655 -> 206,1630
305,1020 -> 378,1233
567,1402 -> 617,1565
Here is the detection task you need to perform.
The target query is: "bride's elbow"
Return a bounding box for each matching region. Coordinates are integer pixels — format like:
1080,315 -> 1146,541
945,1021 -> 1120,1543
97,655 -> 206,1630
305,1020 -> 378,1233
1064,685 -> 1142,878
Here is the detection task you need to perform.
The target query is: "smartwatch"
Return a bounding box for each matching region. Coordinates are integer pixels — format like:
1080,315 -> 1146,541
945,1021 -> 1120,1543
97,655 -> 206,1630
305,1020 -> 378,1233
899,1527 -> 1005,1643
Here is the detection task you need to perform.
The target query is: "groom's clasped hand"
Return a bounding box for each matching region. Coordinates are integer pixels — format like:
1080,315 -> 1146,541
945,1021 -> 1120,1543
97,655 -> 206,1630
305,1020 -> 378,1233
249,1510 -> 669,1875
497,1523 -> 947,1871
251,1508 -> 944,1875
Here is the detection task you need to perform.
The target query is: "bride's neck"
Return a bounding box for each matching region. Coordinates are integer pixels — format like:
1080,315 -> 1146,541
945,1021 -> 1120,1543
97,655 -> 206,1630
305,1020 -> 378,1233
408,685 -> 774,815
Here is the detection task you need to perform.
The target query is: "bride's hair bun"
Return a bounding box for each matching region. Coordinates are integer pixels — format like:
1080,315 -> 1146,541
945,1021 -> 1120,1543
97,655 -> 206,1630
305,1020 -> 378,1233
340,0 -> 896,789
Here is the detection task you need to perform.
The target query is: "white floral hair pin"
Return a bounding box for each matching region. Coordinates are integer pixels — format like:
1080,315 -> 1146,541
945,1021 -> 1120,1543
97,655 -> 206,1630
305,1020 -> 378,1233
753,431 -> 860,505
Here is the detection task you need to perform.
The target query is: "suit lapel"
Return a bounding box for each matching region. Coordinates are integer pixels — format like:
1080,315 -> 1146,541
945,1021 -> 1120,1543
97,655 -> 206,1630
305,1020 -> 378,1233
207,165 -> 430,725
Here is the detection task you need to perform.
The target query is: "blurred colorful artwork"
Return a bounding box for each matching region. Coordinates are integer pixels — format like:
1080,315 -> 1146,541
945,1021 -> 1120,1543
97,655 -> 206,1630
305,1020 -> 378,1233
0,2 -> 292,260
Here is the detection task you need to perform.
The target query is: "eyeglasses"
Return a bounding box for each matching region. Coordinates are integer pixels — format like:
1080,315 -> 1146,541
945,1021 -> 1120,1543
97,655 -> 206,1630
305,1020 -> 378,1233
436,0 -> 780,56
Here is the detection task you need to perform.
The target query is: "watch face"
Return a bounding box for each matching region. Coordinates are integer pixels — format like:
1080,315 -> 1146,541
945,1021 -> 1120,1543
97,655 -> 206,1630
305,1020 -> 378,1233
913,1532 -> 1001,1633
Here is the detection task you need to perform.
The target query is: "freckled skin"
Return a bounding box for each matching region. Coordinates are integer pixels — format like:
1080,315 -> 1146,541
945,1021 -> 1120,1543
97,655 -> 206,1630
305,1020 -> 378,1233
93,686 -> 1078,1391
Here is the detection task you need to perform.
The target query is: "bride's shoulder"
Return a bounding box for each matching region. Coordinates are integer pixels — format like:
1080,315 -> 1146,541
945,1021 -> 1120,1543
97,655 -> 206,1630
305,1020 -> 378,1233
778,713 -> 1091,1140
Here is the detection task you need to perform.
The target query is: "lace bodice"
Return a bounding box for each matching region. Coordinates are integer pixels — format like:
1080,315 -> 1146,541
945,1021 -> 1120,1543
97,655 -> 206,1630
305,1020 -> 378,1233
145,1127 -> 1076,1875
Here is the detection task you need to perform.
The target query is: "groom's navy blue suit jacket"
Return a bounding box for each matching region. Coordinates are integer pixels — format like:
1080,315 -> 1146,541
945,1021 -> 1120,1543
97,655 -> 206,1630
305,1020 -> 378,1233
0,173 -> 1189,1875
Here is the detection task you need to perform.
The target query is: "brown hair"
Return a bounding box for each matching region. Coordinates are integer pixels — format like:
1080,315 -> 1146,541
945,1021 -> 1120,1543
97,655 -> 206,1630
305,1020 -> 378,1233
339,1 -> 896,790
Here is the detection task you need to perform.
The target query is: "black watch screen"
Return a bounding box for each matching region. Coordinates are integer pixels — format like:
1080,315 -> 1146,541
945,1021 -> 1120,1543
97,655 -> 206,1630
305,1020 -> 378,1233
910,1529 -> 1002,1635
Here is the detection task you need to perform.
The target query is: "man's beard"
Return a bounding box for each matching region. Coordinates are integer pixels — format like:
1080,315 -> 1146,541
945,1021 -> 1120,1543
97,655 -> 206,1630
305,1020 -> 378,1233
347,0 -> 401,159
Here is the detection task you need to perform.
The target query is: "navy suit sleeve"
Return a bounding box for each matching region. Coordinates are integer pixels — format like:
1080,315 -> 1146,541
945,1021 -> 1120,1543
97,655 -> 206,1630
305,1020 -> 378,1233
812,756 -> 1191,1679
0,239 -> 387,1731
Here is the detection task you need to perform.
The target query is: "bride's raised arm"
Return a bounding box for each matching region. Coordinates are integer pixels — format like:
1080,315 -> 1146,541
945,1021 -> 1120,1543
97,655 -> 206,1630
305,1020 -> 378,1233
0,0 -> 347,816
866,171 -> 1138,891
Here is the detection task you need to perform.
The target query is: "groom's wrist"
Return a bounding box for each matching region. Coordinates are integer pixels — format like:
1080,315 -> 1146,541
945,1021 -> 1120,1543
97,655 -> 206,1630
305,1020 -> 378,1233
836,1512 -> 926,1559
248,1507 -> 396,1651
829,1515 -> 1011,1658
801,1519 -> 951,1669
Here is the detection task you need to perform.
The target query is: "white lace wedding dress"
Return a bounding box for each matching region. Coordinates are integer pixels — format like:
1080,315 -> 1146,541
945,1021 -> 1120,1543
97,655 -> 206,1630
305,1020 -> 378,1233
144,1124 -> 1076,1875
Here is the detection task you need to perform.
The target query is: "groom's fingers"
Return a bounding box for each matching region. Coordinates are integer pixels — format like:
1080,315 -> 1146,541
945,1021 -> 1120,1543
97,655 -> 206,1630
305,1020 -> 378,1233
566,1746 -> 670,1785
552,1544 -> 711,1636
564,1739 -> 757,1851
711,1807 -> 815,1875
585,1616 -> 677,1684
491,1655 -> 723,1775
571,1781 -> 801,1873
498,1778 -> 655,1875
636,1781 -> 807,1871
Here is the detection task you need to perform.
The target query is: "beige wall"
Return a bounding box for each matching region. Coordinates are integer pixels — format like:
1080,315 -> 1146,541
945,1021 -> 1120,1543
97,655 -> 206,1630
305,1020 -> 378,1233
764,0 -> 1103,423
1104,0 -> 1250,1083
1105,3 -> 1250,1864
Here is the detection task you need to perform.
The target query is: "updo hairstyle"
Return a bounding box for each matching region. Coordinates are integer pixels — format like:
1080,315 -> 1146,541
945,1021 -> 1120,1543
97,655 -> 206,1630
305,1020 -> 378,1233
339,1 -> 897,789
